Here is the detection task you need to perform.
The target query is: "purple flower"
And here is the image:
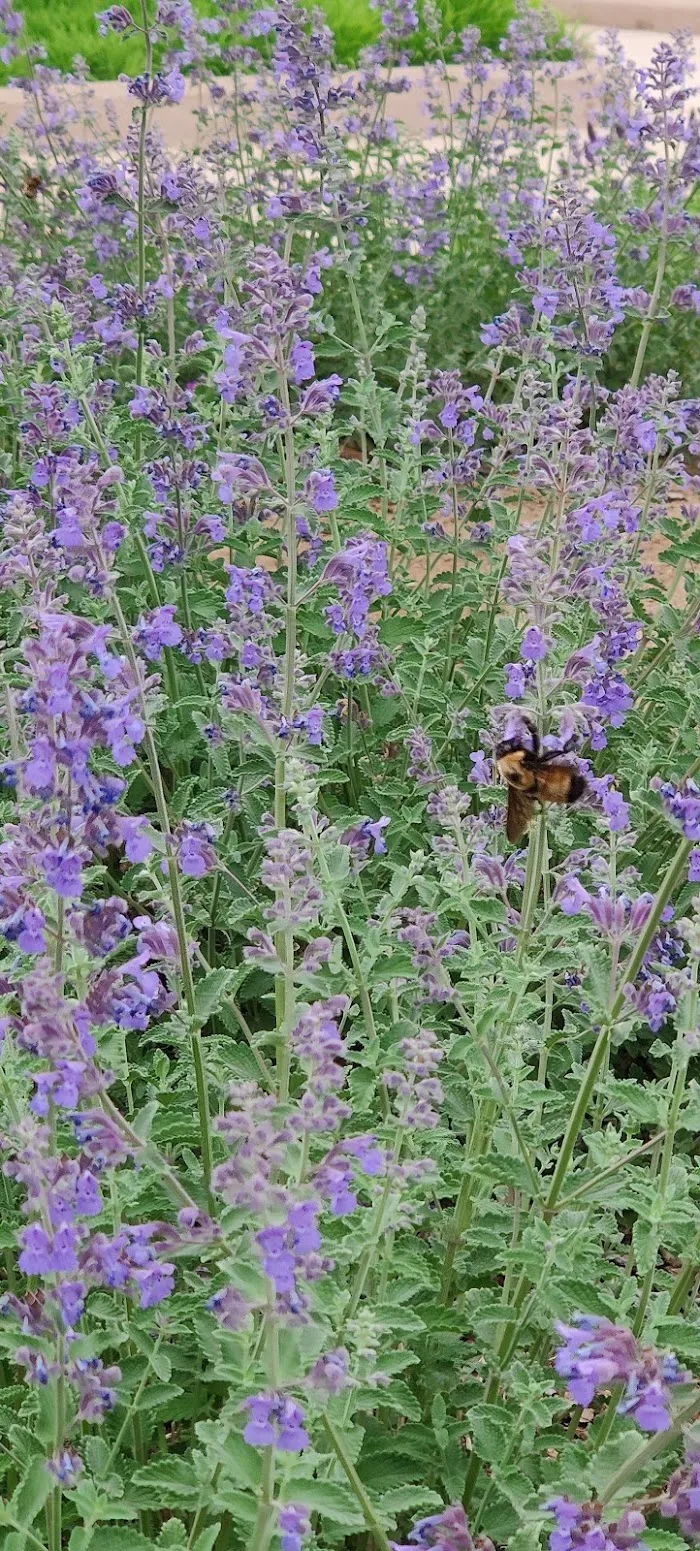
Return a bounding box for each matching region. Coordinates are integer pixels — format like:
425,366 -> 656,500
308,1347 -> 350,1394
126,67 -> 186,104
279,1505 -> 311,1551
314,1133 -> 384,1215
603,789 -> 631,832
521,626 -> 550,662
207,1286 -> 251,1331
254,1199 -> 329,1315
661,1447 -> 700,1537
259,827 -> 322,932
56,1281 -> 86,1328
41,845 -> 83,900
323,533 -> 393,681
554,1315 -> 685,1430
655,778 -> 700,840
341,816 -> 390,865
176,822 -> 217,878
47,1451 -> 83,1487
243,1392 -> 310,1452
504,662 -> 527,699
19,1223 -> 79,1276
118,817 -> 154,864
77,897 -> 131,958
385,1028 -> 445,1127
393,1502 -> 477,1550
71,1356 -> 122,1420
546,1499 -> 647,1551
625,970 -> 679,1032
344,1134 -> 384,1175
304,469 -> 338,513
555,1314 -> 638,1405
298,375 -> 343,416
469,751 -> 493,786
554,876 -> 592,917
291,338 -> 315,384
134,605 -> 183,662
97,5 -> 134,32
294,706 -> 324,746
292,996 -> 351,1131
132,1262 -> 176,1308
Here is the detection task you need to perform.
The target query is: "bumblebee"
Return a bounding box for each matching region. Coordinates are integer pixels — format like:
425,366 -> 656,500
22,172 -> 43,200
495,719 -> 586,843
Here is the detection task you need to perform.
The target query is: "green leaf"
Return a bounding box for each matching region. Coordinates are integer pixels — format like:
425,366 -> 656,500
90,1531 -> 157,1551
379,1486 -> 445,1515
430,1391 -> 449,1448
157,1522 -> 187,1549
211,1485 -> 257,1525
376,1304 -> 426,1335
643,1534 -> 690,1551
129,1458 -> 199,1506
505,1526 -> 547,1551
192,1526 -> 221,1551
281,1478 -> 364,1528
83,1438 -> 110,1480
194,968 -> 237,1023
69,1530 -> 94,1551
632,1218 -> 657,1276
354,1379 -> 422,1422
468,1403 -> 512,1463
131,1101 -> 159,1142
133,1383 -> 184,1413
548,1280 -> 618,1320
9,1458 -> 53,1528
129,1332 -> 172,1383
591,1430 -> 651,1495
218,1434 -> 262,1490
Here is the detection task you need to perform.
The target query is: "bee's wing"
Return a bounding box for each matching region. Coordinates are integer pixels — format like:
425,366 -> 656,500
506,784 -> 535,843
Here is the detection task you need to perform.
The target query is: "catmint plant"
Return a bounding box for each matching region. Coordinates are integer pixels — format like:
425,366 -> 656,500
1,5 -> 700,1551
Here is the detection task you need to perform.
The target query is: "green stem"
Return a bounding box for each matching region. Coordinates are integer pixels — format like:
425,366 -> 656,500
321,1413 -> 393,1551
555,1132 -> 666,1209
103,583 -> 215,1208
102,1332 -> 165,1479
633,972 -> 695,1338
271,361 -> 299,1102
668,1235 -> 700,1315
517,808 -> 548,958
544,837 -> 693,1217
47,1345 -> 66,1551
600,1390 -> 700,1507
250,1448 -> 277,1551
629,226 -> 669,392
207,805 -> 237,964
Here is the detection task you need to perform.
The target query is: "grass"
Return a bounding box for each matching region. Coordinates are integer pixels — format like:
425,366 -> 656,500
0,0 -> 517,86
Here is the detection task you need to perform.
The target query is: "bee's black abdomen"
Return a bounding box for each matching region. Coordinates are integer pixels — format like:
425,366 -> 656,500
568,773 -> 586,804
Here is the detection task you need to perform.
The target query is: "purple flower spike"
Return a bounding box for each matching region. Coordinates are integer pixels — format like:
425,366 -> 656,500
555,1314 -> 639,1405
655,778 -> 700,841
41,845 -> 84,900
242,1392 -> 309,1452
391,1501 -> 483,1551
546,1499 -> 647,1551
134,605 -> 183,662
279,1504 -> 312,1551
555,1314 -> 686,1430
662,1447 -> 700,1537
